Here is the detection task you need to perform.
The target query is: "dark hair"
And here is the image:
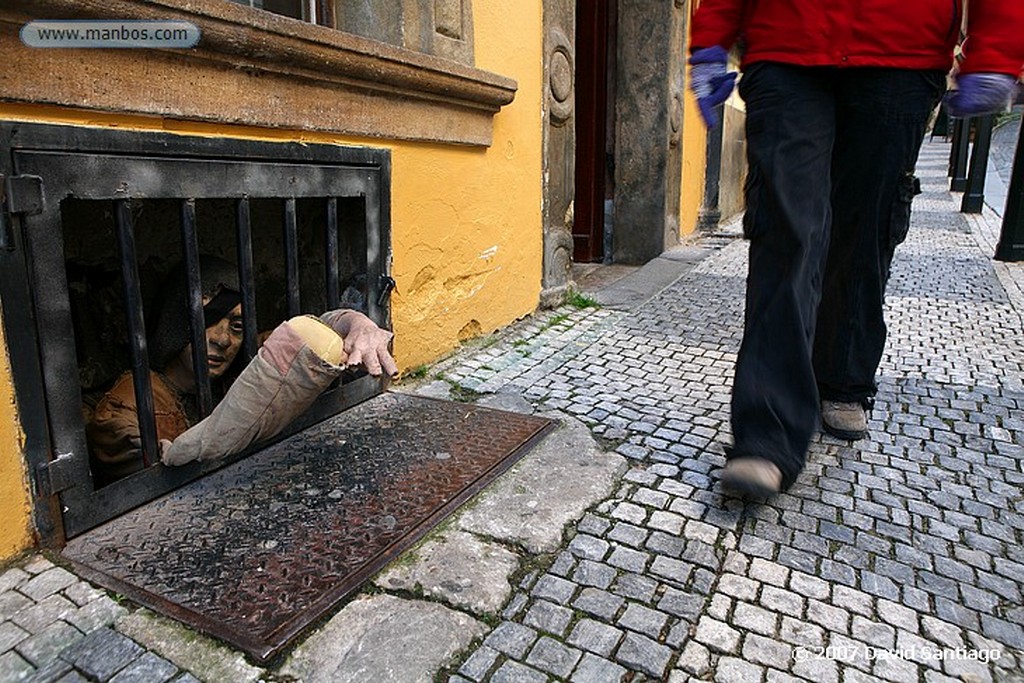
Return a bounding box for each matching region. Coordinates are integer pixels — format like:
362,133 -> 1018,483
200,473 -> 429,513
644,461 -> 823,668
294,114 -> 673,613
148,256 -> 241,370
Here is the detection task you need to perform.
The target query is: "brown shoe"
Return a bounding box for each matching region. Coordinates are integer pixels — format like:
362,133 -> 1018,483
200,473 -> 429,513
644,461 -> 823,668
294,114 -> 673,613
721,457 -> 782,497
821,401 -> 868,441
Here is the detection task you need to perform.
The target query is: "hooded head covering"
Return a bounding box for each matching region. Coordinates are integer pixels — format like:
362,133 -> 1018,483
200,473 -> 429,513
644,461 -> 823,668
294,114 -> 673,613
149,256 -> 241,371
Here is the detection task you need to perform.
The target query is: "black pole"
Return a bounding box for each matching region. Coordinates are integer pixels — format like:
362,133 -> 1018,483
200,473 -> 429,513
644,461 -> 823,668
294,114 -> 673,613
995,117 -> 1024,261
948,116 -> 965,177
950,117 -> 971,192
961,115 -> 995,214
697,110 -> 725,232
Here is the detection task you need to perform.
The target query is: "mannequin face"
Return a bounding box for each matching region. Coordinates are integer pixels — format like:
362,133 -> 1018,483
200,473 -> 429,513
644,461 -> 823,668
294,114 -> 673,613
178,301 -> 244,380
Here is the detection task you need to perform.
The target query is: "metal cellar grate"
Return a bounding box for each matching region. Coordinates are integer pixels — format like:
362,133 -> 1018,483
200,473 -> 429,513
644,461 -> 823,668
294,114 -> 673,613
62,393 -> 554,662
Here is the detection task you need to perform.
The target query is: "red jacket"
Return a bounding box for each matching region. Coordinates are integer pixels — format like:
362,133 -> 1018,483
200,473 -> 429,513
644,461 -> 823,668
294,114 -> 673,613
691,0 -> 1024,77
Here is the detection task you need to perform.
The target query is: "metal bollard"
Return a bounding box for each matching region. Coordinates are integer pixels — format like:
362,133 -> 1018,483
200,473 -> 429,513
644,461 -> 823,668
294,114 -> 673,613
995,116 -> 1024,261
949,117 -> 971,191
961,114 -> 995,214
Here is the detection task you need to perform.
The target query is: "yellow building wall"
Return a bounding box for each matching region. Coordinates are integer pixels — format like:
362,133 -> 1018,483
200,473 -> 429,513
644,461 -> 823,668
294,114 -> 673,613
0,316 -> 33,558
679,11 -> 707,240
0,2 -> 543,558
680,60 -> 708,239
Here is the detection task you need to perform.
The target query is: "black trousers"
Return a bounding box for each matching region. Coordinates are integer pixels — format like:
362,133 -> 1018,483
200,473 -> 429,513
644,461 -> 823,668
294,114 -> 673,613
731,63 -> 945,487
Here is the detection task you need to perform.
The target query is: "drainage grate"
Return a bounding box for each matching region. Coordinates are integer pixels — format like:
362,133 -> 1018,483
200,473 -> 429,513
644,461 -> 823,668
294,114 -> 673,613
62,393 -> 554,662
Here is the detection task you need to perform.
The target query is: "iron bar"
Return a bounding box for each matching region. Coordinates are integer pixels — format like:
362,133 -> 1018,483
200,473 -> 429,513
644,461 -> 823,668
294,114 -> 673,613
113,200 -> 158,468
950,117 -> 971,192
283,198 -> 301,317
325,197 -> 340,309
235,197 -> 258,361
995,117 -> 1024,261
179,199 -> 213,418
961,114 -> 995,214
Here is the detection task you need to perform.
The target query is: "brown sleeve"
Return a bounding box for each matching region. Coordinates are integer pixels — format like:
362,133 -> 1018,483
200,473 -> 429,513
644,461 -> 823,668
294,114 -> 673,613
86,373 -> 191,479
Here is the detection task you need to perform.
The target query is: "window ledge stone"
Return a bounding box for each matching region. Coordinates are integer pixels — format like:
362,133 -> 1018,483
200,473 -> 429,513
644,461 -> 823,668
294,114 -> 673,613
1,0 -> 518,146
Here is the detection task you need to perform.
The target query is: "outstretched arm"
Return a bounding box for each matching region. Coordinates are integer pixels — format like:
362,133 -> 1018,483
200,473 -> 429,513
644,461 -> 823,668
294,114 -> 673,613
319,309 -> 399,378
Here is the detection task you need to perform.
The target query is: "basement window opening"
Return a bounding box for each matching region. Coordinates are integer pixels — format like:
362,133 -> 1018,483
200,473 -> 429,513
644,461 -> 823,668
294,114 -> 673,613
67,195 -> 371,488
0,123 -> 392,540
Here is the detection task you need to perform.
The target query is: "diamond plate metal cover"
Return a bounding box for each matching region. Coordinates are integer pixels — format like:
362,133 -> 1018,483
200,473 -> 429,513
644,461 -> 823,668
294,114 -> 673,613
62,393 -> 554,661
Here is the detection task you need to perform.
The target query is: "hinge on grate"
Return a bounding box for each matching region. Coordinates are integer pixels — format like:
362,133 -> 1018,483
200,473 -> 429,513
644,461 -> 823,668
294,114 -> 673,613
1,174 -> 45,251
40,452 -> 77,495
4,174 -> 45,215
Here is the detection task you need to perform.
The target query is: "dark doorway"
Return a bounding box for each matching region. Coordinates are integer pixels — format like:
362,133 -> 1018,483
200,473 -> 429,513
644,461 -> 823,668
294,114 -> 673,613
573,0 -> 616,263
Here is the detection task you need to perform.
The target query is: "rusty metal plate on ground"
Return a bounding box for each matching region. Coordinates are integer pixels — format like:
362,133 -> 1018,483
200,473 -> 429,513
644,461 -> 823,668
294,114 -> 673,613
62,393 -> 554,662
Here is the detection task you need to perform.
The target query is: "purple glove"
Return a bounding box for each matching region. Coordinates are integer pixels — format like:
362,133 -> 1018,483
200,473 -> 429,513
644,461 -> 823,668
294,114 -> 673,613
945,73 -> 1019,118
688,45 -> 738,128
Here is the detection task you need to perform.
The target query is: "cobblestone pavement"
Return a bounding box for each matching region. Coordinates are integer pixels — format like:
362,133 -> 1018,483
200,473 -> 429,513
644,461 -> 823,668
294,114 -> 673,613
0,139 -> 1022,683
434,140 -> 1024,682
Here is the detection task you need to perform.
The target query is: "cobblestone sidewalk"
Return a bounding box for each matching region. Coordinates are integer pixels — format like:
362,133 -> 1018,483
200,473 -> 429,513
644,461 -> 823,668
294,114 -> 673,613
434,140 -> 1024,682
0,139 -> 1022,683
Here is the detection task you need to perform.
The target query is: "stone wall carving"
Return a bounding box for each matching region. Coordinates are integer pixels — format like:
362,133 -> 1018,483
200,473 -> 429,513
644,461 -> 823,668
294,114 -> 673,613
540,2 -> 576,306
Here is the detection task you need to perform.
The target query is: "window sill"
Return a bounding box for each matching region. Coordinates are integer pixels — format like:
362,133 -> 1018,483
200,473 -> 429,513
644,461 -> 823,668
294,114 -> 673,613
1,0 -> 517,146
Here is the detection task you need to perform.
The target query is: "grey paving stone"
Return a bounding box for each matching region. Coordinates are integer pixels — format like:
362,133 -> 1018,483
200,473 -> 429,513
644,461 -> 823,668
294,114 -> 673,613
0,590 -> 33,621
647,510 -> 685,535
759,585 -> 804,618
22,558 -> 55,575
613,631 -> 672,679
715,656 -> 766,683
577,513 -> 612,537
548,552 -> 575,578
573,560 -> 616,589
0,568 -> 31,594
566,619 -> 624,657
779,615 -> 824,648
570,652 -> 628,683
806,599 -> 850,634
615,603 -> 667,639
25,658 -> 74,683
569,534 -> 609,561
523,600 -> 573,637
65,596 -> 127,635
732,602 -> 779,637
484,621 -> 539,659
607,523 -> 648,548
0,650 -> 35,683
108,652 -> 179,683
531,574 -> 576,604
458,645 -> 499,681
657,588 -> 704,621
15,621 -> 83,667
60,627 -> 143,682
490,660 -> 547,683
748,558 -> 789,588
525,636 -> 582,679
503,592 -> 529,620
649,556 -> 692,585
693,615 -> 740,654
742,633 -> 792,669
19,570 -> 79,603
606,547 -> 648,574
0,619 -> 30,653
717,573 -> 758,601
675,640 -> 710,677
573,588 -> 624,621
611,573 -> 657,602
11,594 -> 78,636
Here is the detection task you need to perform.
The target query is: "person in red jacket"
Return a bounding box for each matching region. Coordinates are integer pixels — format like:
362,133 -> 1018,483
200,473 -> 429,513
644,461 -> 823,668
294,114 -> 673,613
688,0 -> 1024,496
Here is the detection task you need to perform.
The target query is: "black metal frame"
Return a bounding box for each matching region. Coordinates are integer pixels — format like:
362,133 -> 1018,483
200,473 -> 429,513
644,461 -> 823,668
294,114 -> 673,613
0,122 -> 392,542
